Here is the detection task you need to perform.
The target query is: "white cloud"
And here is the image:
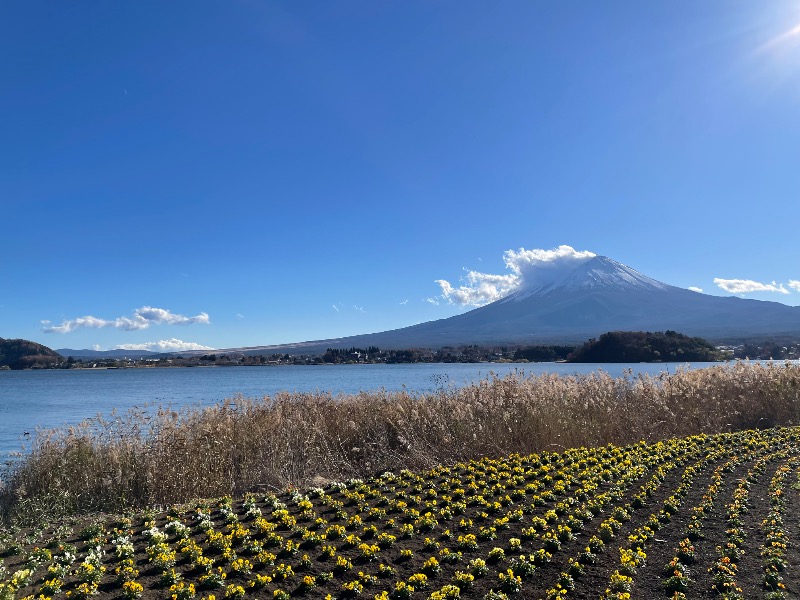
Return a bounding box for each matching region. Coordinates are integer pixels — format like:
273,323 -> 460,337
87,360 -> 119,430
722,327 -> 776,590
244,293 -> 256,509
502,246 -> 596,287
353,305 -> 366,313
435,272 -> 518,306
688,286 -> 703,293
332,304 -> 340,312
789,280 -> 800,292
235,313 -> 245,319
434,245 -> 596,306
115,338 -> 214,352
400,299 -> 409,305
43,306 -> 210,333
42,316 -> 109,332
713,278 -> 789,294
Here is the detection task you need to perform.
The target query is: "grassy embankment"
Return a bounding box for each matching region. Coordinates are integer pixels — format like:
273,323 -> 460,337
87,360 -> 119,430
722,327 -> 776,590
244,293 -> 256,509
3,361 -> 800,524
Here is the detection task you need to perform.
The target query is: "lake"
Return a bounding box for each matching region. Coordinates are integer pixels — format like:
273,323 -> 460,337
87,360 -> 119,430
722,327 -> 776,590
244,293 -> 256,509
0,361 -> 722,457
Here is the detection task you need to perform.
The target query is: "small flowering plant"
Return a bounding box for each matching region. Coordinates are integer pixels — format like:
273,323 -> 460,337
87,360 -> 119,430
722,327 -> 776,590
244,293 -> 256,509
121,580 -> 144,600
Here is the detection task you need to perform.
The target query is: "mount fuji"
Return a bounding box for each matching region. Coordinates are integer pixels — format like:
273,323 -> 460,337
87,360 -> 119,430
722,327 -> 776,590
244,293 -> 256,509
223,255 -> 800,355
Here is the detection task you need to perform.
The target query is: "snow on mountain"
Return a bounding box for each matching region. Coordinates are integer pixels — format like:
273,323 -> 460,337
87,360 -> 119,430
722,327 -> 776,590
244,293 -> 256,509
504,255 -> 669,300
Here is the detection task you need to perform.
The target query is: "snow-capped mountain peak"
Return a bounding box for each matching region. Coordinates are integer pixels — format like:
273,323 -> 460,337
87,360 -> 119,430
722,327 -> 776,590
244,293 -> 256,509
505,255 -> 670,301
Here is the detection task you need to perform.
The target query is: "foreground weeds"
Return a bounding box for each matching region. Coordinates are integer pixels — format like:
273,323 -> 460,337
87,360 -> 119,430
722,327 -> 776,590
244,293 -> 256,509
3,362 -> 800,523
1,427 -> 799,600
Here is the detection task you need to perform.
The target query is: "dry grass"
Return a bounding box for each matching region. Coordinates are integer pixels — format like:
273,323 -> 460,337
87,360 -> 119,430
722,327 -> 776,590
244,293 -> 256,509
2,361 -> 799,524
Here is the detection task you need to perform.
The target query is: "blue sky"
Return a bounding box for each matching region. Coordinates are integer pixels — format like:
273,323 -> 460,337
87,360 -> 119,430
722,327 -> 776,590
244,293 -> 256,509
3,1 -> 800,352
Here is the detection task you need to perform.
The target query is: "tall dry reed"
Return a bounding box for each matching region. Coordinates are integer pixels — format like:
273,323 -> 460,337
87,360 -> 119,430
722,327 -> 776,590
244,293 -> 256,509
2,361 -> 799,523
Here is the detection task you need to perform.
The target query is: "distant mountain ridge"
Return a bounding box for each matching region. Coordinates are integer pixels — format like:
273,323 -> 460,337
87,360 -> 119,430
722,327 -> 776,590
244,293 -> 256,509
205,255 -> 800,356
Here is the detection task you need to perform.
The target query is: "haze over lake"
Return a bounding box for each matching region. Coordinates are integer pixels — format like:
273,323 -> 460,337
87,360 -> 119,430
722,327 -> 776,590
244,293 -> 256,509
0,362 -> 729,457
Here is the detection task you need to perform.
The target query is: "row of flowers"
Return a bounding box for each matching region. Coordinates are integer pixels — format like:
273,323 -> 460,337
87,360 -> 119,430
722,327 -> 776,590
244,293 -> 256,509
660,448 -> 756,599
598,442 -> 738,600
494,435 -> 712,599
760,458 -> 798,599
707,450 -> 785,599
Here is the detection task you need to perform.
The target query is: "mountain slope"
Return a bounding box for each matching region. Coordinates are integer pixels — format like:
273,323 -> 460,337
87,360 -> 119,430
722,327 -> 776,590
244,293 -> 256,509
212,256 -> 800,355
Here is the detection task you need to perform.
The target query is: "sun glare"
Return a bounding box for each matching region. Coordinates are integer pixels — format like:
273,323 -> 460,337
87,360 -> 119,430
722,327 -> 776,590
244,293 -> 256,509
779,20 -> 800,40
757,20 -> 800,54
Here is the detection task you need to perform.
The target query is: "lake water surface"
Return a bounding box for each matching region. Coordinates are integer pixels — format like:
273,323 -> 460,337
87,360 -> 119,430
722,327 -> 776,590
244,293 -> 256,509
0,361 -> 723,457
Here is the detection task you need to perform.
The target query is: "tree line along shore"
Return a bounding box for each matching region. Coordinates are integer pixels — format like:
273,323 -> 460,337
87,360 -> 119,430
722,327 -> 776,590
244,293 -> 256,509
7,330 -> 798,370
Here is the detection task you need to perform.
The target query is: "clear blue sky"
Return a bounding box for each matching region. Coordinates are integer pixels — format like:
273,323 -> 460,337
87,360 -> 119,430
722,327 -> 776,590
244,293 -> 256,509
3,1 -> 800,352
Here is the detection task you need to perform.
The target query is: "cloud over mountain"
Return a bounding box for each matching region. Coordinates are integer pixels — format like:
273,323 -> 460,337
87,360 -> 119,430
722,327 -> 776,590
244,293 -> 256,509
713,278 -> 789,294
42,306 -> 210,333
115,338 -> 214,352
435,245 -> 596,306
435,271 -> 518,306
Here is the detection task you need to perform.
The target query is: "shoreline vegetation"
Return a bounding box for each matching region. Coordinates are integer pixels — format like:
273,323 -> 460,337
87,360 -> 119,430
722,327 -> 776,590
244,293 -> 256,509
3,361 -> 800,526
4,330 -> 800,371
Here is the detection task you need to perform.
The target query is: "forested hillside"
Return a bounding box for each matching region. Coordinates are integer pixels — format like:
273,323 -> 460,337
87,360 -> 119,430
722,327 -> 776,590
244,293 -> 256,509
568,331 -> 722,363
0,337 -> 62,370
